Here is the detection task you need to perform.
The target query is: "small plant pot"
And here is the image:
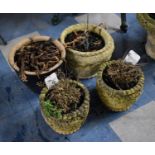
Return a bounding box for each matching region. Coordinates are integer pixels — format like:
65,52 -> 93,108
60,23 -> 114,79
96,60 -> 144,112
137,13 -> 155,59
39,80 -> 90,135
8,35 -> 66,93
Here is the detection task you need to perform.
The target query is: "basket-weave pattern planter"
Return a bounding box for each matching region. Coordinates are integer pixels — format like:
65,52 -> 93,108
60,23 -> 114,79
96,60 -> 144,112
39,80 -> 90,135
137,13 -> 155,59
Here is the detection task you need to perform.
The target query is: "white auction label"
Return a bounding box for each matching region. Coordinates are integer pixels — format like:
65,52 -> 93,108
44,73 -> 59,89
124,50 -> 140,65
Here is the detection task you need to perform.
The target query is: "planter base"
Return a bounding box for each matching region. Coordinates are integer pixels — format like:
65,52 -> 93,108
97,82 -> 143,112
41,111 -> 86,135
67,60 -> 102,79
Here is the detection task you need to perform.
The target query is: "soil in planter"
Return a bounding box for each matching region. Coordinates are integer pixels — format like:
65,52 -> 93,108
14,39 -> 61,81
149,13 -> 155,20
102,61 -> 142,90
65,31 -> 105,52
43,79 -> 84,119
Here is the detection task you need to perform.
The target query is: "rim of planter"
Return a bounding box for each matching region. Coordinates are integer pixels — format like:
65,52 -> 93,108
40,79 -> 90,120
137,13 -> 155,32
60,23 -> 114,57
97,60 -> 144,95
8,35 -> 66,76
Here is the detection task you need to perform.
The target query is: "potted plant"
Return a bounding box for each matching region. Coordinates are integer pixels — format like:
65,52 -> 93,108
60,23 -> 114,79
96,60 -> 144,111
8,35 -> 66,91
39,79 -> 90,135
137,13 -> 155,59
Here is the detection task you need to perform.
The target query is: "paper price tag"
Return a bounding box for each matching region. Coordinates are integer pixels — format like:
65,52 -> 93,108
44,73 -> 59,89
124,50 -> 140,65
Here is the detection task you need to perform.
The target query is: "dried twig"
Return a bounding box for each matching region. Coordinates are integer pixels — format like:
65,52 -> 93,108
15,40 -> 61,81
65,31 -> 104,52
46,79 -> 81,113
103,60 -> 141,90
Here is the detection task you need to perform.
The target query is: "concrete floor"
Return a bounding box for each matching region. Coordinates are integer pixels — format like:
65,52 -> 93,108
0,13 -> 155,141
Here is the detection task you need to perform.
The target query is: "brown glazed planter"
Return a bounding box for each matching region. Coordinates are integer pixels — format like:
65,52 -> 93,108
8,35 -> 66,93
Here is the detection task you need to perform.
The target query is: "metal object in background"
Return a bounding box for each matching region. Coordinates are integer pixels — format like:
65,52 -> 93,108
52,13 -> 128,33
51,14 -> 79,26
0,35 -> 7,45
51,13 -> 62,25
120,13 -> 128,33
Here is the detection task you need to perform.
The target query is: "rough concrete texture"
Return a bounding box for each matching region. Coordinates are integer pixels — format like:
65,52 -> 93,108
110,101 -> 155,142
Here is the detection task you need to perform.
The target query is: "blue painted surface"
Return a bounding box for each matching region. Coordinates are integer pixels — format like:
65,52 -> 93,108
0,13 -> 155,141
0,14 -> 76,41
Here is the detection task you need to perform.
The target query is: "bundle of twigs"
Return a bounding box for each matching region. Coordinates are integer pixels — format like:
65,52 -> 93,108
15,39 -> 61,81
103,60 -> 142,90
65,31 -> 104,52
46,79 -> 81,114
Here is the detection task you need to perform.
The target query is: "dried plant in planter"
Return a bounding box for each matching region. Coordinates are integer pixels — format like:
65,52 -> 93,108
103,60 -> 142,90
65,31 -> 105,52
97,60 -> 144,112
60,23 -> 114,79
40,79 -> 90,134
44,79 -> 82,116
14,39 -> 61,81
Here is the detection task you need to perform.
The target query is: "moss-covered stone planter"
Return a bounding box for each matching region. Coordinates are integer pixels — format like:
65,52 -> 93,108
137,13 -> 155,59
60,23 -> 114,79
96,60 -> 144,112
39,80 -> 90,135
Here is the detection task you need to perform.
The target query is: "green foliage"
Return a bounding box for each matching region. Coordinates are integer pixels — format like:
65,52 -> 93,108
43,100 -> 62,119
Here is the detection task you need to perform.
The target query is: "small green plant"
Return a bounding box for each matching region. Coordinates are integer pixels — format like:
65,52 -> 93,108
43,100 -> 62,119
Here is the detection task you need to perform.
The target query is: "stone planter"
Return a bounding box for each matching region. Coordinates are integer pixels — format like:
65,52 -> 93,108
96,60 -> 144,112
137,13 -> 155,59
60,23 -> 114,79
39,79 -> 90,135
8,35 -> 66,93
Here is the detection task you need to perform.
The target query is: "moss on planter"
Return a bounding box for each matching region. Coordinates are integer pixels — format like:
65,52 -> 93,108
137,13 -> 155,33
96,60 -> 144,112
39,79 -> 90,135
